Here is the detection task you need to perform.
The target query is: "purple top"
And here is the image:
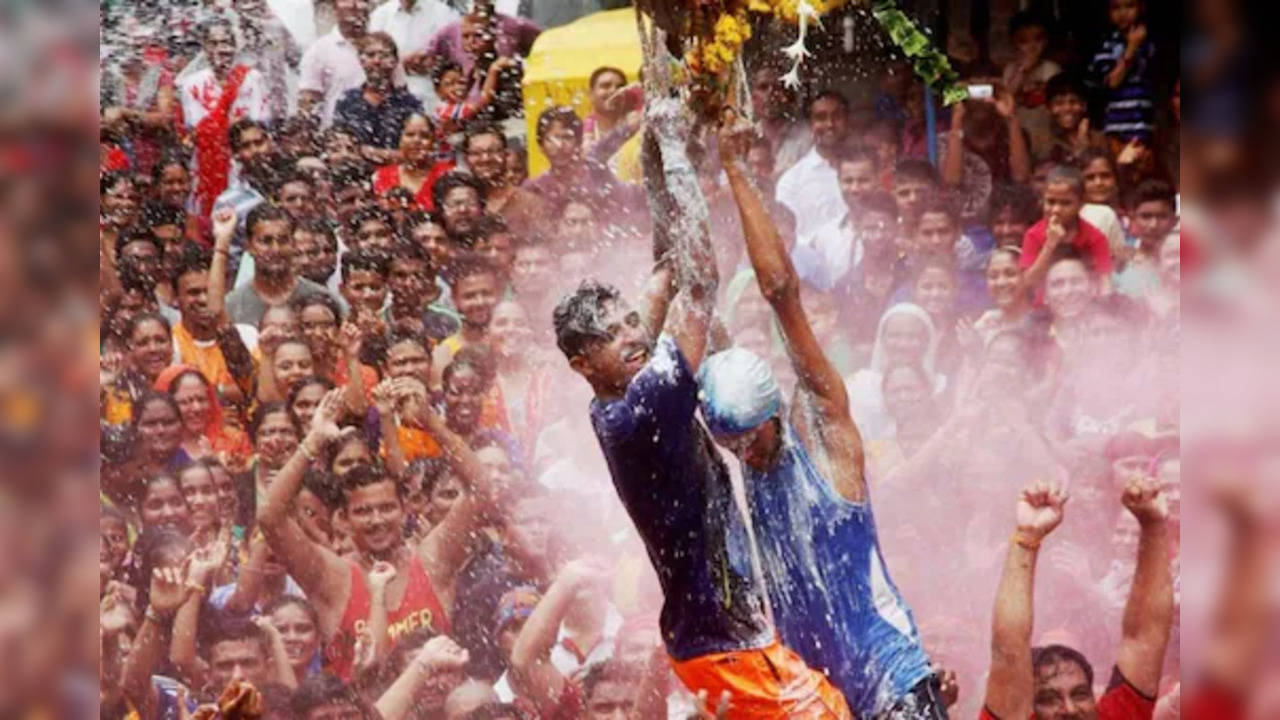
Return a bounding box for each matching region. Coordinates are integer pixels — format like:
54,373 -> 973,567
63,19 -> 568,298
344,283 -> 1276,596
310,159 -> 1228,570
422,13 -> 542,77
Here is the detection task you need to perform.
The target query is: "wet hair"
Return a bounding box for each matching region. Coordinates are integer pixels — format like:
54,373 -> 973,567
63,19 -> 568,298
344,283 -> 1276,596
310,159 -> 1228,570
432,60 -> 465,88
552,280 -> 620,359
303,466 -> 343,510
328,159 -> 373,191
893,159 -> 941,188
249,401 -> 298,440
272,170 -> 315,199
286,376 -> 335,428
339,461 -> 401,504
463,123 -> 509,153
432,172 -> 486,212
200,612 -> 272,660
132,527 -> 194,610
443,344 -> 496,391
341,249 -> 391,283
1045,72 -> 1088,104
245,203 -> 295,239
805,89 -> 850,118
126,311 -> 171,342
132,391 -> 181,430
1126,178 -> 1176,211
358,31 -> 398,57
535,106 -> 583,145
1047,243 -> 1095,275
1031,644 -> 1094,688
264,594 -> 321,633
142,202 -> 186,231
1045,164 -> 1085,197
291,292 -> 345,323
1009,9 -> 1050,36
405,456 -> 452,498
151,151 -> 191,183
291,672 -> 376,720
298,217 -> 338,245
988,182 -> 1042,226
100,170 -> 135,198
580,659 -> 644,702
589,65 -> 626,89
349,206 -> 396,235
228,118 -> 269,152
443,252 -> 498,288
170,244 -> 213,288
388,238 -> 433,268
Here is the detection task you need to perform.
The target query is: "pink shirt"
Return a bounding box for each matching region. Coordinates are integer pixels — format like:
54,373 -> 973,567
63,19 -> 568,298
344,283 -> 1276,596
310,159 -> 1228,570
422,13 -> 541,77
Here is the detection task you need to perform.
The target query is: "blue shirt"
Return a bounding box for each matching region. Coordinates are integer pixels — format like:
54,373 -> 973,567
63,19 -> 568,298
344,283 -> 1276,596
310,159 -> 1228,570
1089,30 -> 1155,139
589,335 -> 772,661
745,424 -> 932,716
334,85 -> 424,149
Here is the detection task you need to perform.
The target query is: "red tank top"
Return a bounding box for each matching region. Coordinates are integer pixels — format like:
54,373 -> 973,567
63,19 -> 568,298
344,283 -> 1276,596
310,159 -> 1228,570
325,553 -> 451,680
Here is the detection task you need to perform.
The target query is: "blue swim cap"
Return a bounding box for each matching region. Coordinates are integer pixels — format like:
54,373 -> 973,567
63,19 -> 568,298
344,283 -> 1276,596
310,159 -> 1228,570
697,348 -> 782,436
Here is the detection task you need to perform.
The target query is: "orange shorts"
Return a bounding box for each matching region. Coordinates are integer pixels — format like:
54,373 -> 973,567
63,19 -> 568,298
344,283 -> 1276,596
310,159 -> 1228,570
669,639 -> 853,719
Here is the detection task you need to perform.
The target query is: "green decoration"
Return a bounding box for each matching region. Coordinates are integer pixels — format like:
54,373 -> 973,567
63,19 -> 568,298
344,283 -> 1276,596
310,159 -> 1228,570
871,0 -> 967,105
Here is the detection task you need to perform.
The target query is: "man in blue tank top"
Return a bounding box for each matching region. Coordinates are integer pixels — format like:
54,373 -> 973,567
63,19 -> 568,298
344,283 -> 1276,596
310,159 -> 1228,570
553,98 -> 851,719
694,113 -> 947,719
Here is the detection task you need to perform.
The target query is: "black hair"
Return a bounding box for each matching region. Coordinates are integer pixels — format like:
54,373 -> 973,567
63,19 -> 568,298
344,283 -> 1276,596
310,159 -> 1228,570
387,238 -> 432,268
286,375 -> 335,428
443,252 -> 498,288
443,344 -> 496,391
805,89 -> 850,118
580,659 -> 644,702
836,144 -> 879,171
142,202 -> 186,230
1047,243 -> 1095,275
249,401 -> 298,441
200,612 -> 271,660
432,172 -> 486,212
339,461 -> 401,505
358,30 -> 398,57
199,15 -> 236,44
916,196 -> 960,227
263,594 -> 321,634
245,202 -> 296,239
1077,147 -> 1115,174
342,249 -> 391,283
290,673 -> 376,720
552,280 -> 620,359
328,159 -> 373,190
114,226 -> 159,260
101,170 -> 133,196
894,159 -> 941,187
988,182 -> 1042,226
463,123 -> 509,153
349,206 -> 396,234
378,331 -> 433,374
126,311 -> 171,342
151,150 -> 191,183
132,390 -> 181,428
1008,10 -> 1050,36
535,106 -> 583,145
460,704 -> 525,720
1045,72 -> 1088,104
1126,178 -> 1176,211
589,65 -> 627,88
1031,644 -> 1094,688
297,217 -> 338,246
132,527 -> 194,611
303,466 -> 344,510
272,170 -> 315,199
228,118 -> 269,152
170,243 -> 213,288
405,456 -> 452,499
474,213 -> 510,239
290,292 -> 345,323
432,59 -> 464,87
1045,164 -> 1085,197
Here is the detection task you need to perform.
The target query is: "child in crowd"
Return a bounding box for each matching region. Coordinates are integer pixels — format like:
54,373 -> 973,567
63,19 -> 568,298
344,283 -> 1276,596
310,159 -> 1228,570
433,58 -> 518,142
1114,179 -> 1177,297
1001,12 -> 1062,160
1037,73 -> 1107,165
1089,0 -> 1157,151
1020,164 -> 1114,297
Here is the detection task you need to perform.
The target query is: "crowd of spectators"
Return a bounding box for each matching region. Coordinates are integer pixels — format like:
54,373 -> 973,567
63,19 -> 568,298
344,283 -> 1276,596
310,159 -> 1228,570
99,0 -> 1181,718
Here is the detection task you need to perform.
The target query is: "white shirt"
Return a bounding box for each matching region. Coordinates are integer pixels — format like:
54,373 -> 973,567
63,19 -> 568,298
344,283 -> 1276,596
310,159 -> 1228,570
267,0 -> 318,49
178,67 -> 271,129
369,0 -> 459,108
298,28 -> 366,127
775,146 -> 845,239
798,208 -> 862,289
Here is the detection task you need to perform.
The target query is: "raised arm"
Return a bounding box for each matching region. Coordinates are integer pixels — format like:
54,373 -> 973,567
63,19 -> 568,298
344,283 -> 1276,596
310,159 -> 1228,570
338,323 -> 369,418
1115,474 -> 1174,696
255,390 -> 351,619
983,482 -> 1068,720
646,97 -> 718,372
170,540 -> 230,688
510,560 -> 608,714
121,567 -> 192,716
375,636 -> 470,720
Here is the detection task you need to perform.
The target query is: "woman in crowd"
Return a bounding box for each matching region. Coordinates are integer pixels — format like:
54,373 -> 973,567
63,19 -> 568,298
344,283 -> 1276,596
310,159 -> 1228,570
287,376 -> 336,432
266,595 -> 324,684
488,300 -> 550,458
102,313 -> 174,425
135,473 -> 193,536
845,303 -> 947,442
156,365 -> 253,464
911,256 -> 964,381
973,247 -> 1034,341
373,113 -> 456,212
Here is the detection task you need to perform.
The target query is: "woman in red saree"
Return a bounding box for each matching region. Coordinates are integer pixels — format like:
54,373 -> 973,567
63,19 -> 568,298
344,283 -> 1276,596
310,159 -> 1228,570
372,113 -> 456,212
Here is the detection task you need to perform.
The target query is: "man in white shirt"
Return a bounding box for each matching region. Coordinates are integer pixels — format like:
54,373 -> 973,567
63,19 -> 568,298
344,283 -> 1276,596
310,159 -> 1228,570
368,0 -> 459,109
797,145 -> 881,289
298,0 -> 371,126
775,90 -> 851,240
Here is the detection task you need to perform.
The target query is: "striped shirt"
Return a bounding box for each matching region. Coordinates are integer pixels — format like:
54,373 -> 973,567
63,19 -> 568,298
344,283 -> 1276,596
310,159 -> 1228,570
1089,30 -> 1155,139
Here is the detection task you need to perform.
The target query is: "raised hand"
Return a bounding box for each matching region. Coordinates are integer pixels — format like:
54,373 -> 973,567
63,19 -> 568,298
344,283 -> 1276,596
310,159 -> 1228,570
258,324 -> 290,358
1071,117 -> 1091,152
1045,217 -> 1067,251
1116,138 -> 1148,167
100,585 -> 137,635
339,321 -> 364,360
932,664 -> 960,708
716,107 -> 755,167
211,206 -> 237,248
186,538 -> 230,587
368,560 -> 398,591
1015,481 -> 1068,542
372,379 -> 399,416
1125,23 -> 1147,52
148,565 -> 190,614
1121,473 -> 1169,526
994,86 -> 1017,120
414,635 -> 470,673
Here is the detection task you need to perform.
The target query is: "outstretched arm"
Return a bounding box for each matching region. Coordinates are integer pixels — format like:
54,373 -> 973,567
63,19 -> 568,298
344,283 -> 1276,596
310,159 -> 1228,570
646,98 -> 718,372
375,636 -> 470,720
1115,474 -> 1174,696
510,560 -> 608,714
984,482 -> 1068,720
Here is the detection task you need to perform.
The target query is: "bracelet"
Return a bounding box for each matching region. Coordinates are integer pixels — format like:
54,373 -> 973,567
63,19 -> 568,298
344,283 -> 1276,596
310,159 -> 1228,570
185,583 -> 206,596
1011,531 -> 1042,551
